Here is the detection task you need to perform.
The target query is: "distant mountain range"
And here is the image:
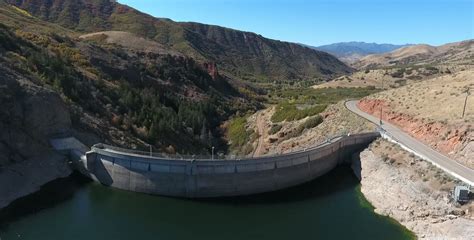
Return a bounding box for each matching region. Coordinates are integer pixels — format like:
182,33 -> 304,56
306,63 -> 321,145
352,40 -> 474,69
310,42 -> 412,63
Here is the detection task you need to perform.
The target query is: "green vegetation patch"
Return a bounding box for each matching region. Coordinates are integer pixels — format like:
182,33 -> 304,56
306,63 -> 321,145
268,124 -> 283,135
300,115 -> 323,130
282,115 -> 324,141
270,87 -> 379,123
227,116 -> 255,154
272,102 -> 326,123
271,87 -> 379,105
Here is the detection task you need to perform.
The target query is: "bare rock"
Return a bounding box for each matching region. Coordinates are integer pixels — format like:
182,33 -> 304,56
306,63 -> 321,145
22,88 -> 71,138
359,142 -> 474,239
0,64 -> 73,209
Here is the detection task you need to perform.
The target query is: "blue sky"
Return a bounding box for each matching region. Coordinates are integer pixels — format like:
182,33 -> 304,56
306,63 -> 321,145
118,0 -> 473,46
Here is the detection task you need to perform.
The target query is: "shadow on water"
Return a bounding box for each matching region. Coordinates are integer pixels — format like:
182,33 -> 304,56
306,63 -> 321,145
0,165 -> 358,226
0,172 -> 91,230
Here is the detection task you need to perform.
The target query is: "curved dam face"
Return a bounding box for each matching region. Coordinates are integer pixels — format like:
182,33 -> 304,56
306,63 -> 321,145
80,133 -> 379,198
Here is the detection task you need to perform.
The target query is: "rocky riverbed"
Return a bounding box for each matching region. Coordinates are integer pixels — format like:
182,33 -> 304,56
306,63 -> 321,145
357,139 -> 474,239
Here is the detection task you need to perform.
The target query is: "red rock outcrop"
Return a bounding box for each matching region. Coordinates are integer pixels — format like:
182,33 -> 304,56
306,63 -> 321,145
203,62 -> 219,80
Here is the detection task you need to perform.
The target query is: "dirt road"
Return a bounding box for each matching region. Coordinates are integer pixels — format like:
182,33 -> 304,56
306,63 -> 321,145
252,111 -> 267,157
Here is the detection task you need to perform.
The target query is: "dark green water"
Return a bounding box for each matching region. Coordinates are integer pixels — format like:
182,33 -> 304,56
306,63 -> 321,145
0,167 -> 413,240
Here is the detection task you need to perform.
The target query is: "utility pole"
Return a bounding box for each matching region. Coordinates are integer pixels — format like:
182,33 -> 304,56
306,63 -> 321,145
211,146 -> 215,160
149,144 -> 153,156
462,88 -> 470,119
380,78 -> 384,125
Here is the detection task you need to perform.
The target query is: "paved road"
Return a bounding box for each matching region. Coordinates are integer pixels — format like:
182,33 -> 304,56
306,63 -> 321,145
346,100 -> 474,186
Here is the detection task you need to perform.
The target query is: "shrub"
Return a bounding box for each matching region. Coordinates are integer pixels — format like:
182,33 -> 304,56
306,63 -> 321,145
282,115 -> 324,141
272,102 -> 327,123
390,68 -> 405,78
268,124 -> 283,135
394,79 -> 407,86
300,115 -> 323,130
228,116 -> 253,150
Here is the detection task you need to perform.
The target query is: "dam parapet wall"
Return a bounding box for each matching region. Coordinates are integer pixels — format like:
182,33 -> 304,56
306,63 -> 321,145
82,132 -> 379,198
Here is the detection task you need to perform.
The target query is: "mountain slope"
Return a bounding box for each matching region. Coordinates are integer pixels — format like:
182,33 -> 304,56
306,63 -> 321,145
6,0 -> 352,82
0,2 -> 262,155
353,40 -> 474,69
315,42 -> 410,63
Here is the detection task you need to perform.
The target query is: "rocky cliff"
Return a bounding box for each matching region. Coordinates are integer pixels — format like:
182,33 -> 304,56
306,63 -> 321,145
0,63 -> 73,209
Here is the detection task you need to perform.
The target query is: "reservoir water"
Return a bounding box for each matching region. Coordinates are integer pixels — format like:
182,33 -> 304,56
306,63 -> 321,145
0,167 -> 413,240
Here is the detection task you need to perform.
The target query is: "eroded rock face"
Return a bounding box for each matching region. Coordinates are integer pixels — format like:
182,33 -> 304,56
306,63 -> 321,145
22,87 -> 71,138
0,65 -> 71,153
0,65 -> 73,208
203,62 -> 219,80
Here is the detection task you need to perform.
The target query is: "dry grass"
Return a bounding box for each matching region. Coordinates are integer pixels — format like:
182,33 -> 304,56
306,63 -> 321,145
353,40 -> 474,69
312,64 -> 470,90
360,69 -> 474,169
370,139 -> 460,188
369,69 -> 474,124
79,31 -> 181,56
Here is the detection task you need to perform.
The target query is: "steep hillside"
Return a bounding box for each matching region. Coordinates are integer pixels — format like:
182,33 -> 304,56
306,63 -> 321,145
315,42 -> 410,63
358,70 -> 474,168
79,31 -> 180,55
5,0 -> 352,83
0,3 -> 261,156
0,1 -> 266,208
0,22 -> 75,207
353,40 -> 474,69
314,66 -> 449,89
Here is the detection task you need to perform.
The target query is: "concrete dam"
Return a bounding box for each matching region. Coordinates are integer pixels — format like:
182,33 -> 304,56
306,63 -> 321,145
57,132 -> 379,198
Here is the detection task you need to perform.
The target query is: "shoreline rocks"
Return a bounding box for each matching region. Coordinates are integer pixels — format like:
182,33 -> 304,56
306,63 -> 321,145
0,153 -> 72,209
358,140 -> 474,239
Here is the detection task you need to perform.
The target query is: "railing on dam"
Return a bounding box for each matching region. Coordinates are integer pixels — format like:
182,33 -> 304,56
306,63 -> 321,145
91,132 -> 368,161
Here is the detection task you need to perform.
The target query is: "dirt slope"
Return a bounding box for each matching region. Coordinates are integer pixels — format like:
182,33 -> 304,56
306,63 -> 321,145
79,31 -> 180,55
246,102 -> 376,155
